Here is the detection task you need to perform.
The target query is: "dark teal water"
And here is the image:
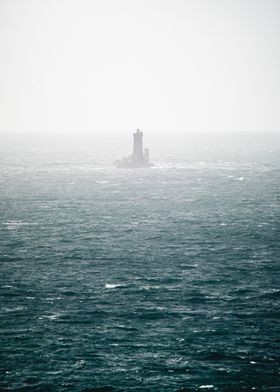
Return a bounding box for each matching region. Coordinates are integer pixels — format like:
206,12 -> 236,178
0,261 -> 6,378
0,134 -> 279,392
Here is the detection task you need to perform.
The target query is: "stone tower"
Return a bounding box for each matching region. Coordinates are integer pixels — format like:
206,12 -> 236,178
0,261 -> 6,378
132,129 -> 144,164
114,129 -> 152,168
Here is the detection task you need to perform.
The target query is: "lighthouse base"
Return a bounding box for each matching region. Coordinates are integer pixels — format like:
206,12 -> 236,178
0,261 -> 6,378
114,156 -> 153,169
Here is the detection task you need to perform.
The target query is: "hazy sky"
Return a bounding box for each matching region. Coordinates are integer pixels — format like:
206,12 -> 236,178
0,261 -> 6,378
0,0 -> 279,134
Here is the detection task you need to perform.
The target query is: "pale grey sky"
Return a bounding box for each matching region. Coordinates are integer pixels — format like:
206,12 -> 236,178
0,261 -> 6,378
0,0 -> 279,134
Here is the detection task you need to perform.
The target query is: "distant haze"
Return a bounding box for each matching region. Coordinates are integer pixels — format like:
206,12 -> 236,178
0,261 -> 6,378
0,0 -> 279,134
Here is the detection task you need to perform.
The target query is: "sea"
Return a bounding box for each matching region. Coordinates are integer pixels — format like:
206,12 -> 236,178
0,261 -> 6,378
0,133 -> 279,392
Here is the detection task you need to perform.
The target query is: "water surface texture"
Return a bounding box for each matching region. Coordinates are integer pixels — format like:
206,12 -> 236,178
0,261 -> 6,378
0,134 -> 279,392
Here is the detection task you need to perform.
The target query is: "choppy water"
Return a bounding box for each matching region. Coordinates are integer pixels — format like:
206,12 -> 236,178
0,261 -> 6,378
0,134 -> 279,392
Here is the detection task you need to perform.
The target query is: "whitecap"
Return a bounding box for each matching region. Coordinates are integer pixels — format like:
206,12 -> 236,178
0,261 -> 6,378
199,386 -> 214,389
42,313 -> 62,320
72,360 -> 85,368
4,220 -> 30,230
3,306 -> 24,312
4,220 -> 38,231
140,285 -> 161,290
105,283 -> 123,289
96,180 -> 110,184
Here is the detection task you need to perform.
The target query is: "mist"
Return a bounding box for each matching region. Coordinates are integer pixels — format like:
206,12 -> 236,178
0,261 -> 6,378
1,2 -> 280,391
1,0 -> 279,135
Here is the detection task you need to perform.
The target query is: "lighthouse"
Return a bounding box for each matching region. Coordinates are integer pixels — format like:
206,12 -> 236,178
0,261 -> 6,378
114,129 -> 153,168
132,129 -> 144,165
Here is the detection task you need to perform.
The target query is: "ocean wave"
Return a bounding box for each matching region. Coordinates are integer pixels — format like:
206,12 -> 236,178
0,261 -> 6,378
105,283 -> 125,289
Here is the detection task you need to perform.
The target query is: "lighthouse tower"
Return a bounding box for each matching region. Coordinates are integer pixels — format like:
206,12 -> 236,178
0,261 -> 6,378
132,129 -> 144,165
114,129 -> 152,168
